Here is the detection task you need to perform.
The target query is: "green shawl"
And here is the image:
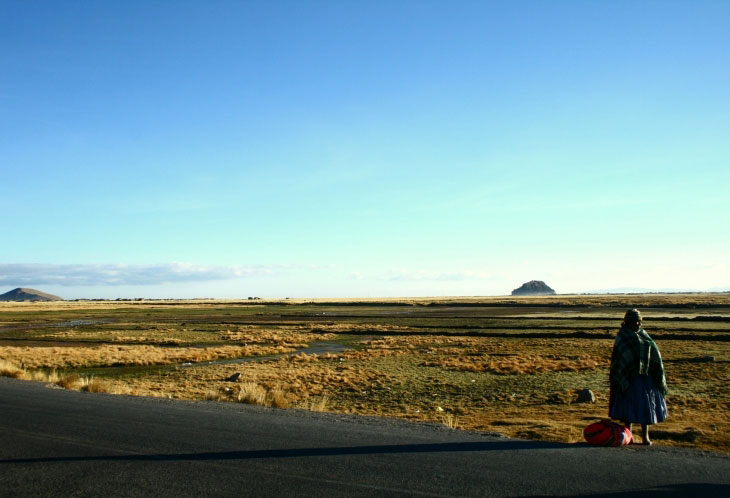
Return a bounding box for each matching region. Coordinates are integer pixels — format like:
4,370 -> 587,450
610,326 -> 667,395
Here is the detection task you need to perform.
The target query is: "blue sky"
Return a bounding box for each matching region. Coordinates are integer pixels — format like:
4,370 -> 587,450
1,1 -> 729,299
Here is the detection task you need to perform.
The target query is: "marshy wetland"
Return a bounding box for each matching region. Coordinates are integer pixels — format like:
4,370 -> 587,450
1,294 -> 729,453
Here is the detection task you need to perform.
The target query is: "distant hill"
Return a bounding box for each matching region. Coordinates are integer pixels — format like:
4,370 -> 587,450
511,280 -> 556,296
0,288 -> 63,302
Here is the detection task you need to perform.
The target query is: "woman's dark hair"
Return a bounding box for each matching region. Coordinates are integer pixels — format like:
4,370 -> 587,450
622,308 -> 642,327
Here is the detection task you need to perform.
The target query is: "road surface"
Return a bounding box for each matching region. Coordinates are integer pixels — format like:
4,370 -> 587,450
1,378 -> 729,497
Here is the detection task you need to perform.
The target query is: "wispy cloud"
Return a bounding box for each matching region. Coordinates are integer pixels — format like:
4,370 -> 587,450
378,269 -> 492,282
0,263 -> 295,287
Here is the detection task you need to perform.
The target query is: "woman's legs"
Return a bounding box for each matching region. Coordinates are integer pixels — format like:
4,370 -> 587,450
623,422 -> 652,445
641,424 -> 652,445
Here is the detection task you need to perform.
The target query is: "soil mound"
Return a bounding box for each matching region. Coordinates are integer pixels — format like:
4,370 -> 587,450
511,280 -> 556,296
0,287 -> 63,301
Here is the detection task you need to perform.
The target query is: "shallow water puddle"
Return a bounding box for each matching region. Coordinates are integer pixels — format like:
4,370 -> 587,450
184,340 -> 350,367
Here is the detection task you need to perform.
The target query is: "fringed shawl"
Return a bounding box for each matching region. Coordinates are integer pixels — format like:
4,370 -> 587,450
610,326 -> 667,395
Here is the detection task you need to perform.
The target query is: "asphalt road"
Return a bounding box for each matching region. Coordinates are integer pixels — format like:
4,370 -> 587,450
1,378 -> 729,497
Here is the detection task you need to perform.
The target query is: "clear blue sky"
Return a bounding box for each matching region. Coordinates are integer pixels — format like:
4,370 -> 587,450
1,1 -> 729,298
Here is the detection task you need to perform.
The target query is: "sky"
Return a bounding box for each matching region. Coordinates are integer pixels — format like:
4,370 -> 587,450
1,1 -> 729,299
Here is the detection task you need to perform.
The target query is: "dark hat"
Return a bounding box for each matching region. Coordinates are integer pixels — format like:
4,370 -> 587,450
624,309 -> 642,323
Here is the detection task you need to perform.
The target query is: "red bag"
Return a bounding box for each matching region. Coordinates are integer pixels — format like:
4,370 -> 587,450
584,420 -> 633,446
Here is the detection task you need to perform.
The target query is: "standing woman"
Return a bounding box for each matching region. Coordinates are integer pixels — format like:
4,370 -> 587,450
609,309 -> 668,445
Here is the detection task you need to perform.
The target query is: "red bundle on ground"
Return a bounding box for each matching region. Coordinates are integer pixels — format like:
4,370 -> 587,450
584,420 -> 633,446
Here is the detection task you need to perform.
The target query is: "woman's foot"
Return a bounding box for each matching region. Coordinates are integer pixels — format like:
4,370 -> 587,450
641,424 -> 651,445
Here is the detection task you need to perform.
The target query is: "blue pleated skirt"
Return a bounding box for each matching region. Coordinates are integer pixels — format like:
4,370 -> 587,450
610,375 -> 667,425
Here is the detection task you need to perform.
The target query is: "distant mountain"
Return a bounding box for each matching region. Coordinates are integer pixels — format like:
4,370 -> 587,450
0,287 -> 63,301
511,280 -> 556,296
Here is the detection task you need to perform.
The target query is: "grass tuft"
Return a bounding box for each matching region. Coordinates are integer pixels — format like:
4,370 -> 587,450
268,386 -> 289,408
442,413 -> 459,429
304,395 -> 329,412
236,382 -> 291,408
56,373 -> 84,390
26,369 -> 61,383
204,390 -> 225,401
238,382 -> 268,405
82,376 -> 112,393
0,359 -> 25,379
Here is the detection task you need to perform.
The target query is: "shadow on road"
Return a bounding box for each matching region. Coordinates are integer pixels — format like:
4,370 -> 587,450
1,439 -> 575,465
521,482 -> 730,497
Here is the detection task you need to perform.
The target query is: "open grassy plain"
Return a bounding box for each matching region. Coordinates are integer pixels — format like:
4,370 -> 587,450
1,294 -> 729,453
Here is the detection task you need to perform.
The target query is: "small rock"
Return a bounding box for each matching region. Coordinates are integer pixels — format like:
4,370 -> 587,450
575,389 -> 596,403
226,372 -> 242,382
436,406 -> 445,412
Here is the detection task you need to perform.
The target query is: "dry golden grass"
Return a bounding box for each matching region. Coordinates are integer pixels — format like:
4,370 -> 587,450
31,323 -> 335,347
3,296 -> 728,453
83,376 -> 113,393
24,369 -> 61,383
5,324 -> 728,451
423,354 -> 607,375
105,352 -> 390,412
220,326 -> 334,346
236,381 -> 290,408
442,413 -> 459,429
0,359 -> 116,393
95,326 -> 725,450
43,329 -> 188,345
238,381 -> 267,405
0,359 -> 24,378
204,390 -> 225,401
56,373 -> 84,389
0,344 -> 295,368
302,395 -> 330,412
302,323 -> 416,334
268,385 -> 289,408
